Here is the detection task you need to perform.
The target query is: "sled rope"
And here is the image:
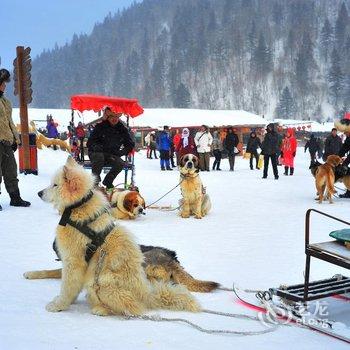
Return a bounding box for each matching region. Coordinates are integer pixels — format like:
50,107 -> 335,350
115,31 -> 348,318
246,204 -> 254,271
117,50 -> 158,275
93,250 -> 278,336
123,312 -> 278,336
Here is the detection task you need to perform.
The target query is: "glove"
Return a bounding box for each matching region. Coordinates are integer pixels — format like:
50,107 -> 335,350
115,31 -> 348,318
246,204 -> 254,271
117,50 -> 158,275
11,142 -> 18,152
293,152 -> 296,157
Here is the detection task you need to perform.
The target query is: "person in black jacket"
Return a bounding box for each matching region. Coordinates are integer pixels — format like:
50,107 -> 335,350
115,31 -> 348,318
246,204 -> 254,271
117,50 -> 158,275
304,134 -> 319,164
87,108 -> 135,189
323,128 -> 342,161
261,123 -> 279,179
224,128 -> 239,171
246,131 -> 262,170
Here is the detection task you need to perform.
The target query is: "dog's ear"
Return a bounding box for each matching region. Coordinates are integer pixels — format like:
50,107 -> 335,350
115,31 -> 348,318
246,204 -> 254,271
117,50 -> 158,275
179,155 -> 185,167
192,155 -> 199,170
123,196 -> 134,213
62,166 -> 80,192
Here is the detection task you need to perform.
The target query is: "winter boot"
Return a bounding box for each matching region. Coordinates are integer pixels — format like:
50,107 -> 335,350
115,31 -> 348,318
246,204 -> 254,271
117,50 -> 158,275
283,166 -> 289,175
102,178 -> 114,190
9,190 -> 31,207
290,167 -> 294,175
165,160 -> 173,170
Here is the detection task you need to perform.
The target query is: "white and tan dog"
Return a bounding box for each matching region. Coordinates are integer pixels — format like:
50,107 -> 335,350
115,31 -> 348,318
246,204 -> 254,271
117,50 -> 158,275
179,154 -> 211,219
110,190 -> 146,220
30,157 -> 199,316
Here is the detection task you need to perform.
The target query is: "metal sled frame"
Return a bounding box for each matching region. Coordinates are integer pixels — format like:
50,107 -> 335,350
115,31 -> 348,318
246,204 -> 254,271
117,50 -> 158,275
274,209 -> 350,302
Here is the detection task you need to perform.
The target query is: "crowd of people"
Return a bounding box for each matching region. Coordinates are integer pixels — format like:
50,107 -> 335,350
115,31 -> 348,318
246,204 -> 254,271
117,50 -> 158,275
2,63 -> 350,210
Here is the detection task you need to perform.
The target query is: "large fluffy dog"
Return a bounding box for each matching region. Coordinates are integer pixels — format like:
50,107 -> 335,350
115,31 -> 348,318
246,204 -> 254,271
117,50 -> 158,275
178,154 -> 211,219
109,189 -> 145,220
29,157 -> 201,315
315,155 -> 342,203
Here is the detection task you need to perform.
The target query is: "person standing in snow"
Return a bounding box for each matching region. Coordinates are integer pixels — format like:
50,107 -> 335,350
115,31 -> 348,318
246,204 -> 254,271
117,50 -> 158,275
173,129 -> 181,165
323,128 -> 342,161
246,131 -> 261,170
261,123 -> 279,179
194,125 -> 213,171
0,68 -> 31,210
144,132 -> 151,158
304,134 -> 319,165
176,128 -> 197,159
280,128 -> 297,175
156,126 -> 172,171
75,121 -> 86,162
149,131 -> 158,159
224,127 -> 239,171
212,130 -> 223,171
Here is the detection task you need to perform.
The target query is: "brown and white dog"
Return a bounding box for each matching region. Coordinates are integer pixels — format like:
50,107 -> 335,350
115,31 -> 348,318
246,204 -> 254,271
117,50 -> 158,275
110,190 -> 146,220
178,154 -> 211,219
315,155 -> 343,203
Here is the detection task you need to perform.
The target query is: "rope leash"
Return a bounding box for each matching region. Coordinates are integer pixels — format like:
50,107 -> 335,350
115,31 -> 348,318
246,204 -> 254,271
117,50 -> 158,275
123,313 -> 278,336
145,179 -> 184,209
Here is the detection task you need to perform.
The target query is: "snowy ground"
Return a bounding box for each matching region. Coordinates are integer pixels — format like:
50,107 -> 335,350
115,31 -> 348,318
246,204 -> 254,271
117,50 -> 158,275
1,148 -> 350,349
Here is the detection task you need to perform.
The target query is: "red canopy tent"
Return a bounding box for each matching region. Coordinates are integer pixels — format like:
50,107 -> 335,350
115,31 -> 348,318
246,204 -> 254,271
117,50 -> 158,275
70,94 -> 144,118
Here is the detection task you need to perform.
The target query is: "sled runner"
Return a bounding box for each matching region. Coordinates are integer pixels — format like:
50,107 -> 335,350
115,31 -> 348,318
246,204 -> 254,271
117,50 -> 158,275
233,284 -> 350,343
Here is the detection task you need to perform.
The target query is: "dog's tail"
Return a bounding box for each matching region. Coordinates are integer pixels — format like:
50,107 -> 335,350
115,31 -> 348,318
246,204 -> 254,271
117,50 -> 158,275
170,262 -> 220,292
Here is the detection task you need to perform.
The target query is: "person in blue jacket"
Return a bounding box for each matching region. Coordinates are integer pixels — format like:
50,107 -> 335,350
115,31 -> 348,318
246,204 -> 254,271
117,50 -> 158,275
157,126 -> 173,171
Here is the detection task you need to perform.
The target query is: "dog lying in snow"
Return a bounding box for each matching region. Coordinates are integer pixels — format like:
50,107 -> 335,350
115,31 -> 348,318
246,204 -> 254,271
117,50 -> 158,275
24,158 -> 218,316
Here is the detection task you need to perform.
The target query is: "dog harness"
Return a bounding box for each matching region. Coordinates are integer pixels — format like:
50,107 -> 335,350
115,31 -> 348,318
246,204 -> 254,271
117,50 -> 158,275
57,190 -> 115,263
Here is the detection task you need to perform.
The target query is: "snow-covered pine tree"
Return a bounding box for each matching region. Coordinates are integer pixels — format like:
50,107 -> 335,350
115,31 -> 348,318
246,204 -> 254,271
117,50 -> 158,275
276,86 -> 296,119
328,48 -> 344,106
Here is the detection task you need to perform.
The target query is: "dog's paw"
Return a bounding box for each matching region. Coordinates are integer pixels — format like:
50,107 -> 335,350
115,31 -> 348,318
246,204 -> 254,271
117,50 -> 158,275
194,215 -> 202,219
181,213 -> 190,218
92,305 -> 111,316
46,297 -> 69,312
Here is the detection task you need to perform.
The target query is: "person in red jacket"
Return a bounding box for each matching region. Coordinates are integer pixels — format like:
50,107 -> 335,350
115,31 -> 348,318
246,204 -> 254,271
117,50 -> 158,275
175,128 -> 197,159
280,128 -> 297,175
172,129 -> 181,165
75,121 -> 86,162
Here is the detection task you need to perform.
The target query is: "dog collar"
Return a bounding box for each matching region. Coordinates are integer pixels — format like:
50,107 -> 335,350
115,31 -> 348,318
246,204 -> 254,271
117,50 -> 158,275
180,172 -> 199,179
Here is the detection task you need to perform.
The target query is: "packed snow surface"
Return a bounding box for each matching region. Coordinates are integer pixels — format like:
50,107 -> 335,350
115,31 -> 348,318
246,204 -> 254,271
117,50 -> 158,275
1,148 -> 349,349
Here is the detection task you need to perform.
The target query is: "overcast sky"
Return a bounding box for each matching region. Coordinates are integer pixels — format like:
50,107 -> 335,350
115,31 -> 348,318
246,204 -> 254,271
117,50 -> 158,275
1,0 -> 137,69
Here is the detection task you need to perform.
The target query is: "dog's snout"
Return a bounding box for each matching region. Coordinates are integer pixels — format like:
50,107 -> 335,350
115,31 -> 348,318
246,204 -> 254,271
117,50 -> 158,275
187,162 -> 193,168
38,190 -> 44,198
